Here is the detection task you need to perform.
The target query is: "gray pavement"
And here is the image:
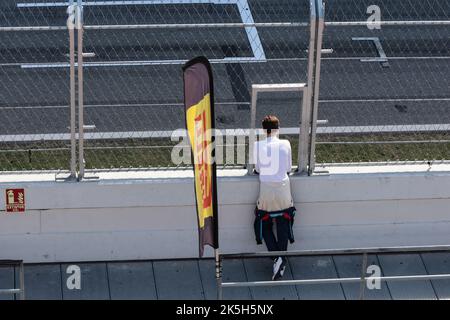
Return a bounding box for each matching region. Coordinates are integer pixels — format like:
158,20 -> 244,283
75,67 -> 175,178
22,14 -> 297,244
2,252 -> 450,300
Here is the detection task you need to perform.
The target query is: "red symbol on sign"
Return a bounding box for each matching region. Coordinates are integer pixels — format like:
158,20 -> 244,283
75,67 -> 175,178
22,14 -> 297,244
5,189 -> 25,213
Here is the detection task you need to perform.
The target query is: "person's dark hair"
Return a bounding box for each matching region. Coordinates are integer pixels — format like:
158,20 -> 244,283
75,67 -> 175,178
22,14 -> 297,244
262,115 -> 279,134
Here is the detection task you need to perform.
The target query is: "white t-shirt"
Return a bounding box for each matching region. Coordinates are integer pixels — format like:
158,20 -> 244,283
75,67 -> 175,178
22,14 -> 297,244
253,136 -> 292,183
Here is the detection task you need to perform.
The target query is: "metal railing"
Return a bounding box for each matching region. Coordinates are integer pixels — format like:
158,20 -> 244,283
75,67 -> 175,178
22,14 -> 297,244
0,0 -> 313,176
216,245 -> 450,300
0,260 -> 25,300
247,83 -> 308,175
314,0 -> 450,167
246,83 -> 329,175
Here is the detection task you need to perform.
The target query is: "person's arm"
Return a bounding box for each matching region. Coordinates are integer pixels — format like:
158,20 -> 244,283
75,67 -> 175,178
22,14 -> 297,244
286,141 -> 292,173
253,141 -> 260,174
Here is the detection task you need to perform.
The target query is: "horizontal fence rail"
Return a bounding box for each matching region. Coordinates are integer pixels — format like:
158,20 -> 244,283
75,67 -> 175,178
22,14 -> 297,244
220,245 -> 450,258
326,21 -> 450,26
221,274 -> 450,288
0,260 -> 25,300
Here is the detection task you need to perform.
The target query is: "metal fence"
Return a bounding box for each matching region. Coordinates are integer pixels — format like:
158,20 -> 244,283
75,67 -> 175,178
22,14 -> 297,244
0,2 -> 72,173
0,0 -> 449,176
80,0 -> 310,175
313,0 -> 450,168
0,260 -> 25,300
217,245 -> 450,300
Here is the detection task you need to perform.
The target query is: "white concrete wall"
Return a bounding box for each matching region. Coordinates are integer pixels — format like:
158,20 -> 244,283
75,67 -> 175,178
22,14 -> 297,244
1,167 -> 450,263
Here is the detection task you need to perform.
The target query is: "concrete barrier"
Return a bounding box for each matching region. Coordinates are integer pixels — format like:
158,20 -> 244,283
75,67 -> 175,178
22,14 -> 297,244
1,165 -> 450,263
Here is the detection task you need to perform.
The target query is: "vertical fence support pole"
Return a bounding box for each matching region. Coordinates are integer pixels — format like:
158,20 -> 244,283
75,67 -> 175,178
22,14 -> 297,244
298,0 -> 318,174
247,86 -> 258,175
215,249 -> 223,300
298,89 -> 310,174
68,1 -> 77,179
19,261 -> 25,300
308,0 -> 325,175
77,0 -> 85,180
359,253 -> 368,300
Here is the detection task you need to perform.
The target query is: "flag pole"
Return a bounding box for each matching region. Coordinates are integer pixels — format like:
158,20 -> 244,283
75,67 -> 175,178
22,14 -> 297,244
182,56 -> 220,299
215,248 -> 222,300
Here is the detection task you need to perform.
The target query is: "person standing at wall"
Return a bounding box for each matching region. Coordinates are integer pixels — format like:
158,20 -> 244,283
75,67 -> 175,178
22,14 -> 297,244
253,115 -> 296,281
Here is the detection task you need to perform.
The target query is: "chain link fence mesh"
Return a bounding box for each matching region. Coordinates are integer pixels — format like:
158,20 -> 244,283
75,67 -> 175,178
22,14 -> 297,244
81,0 -> 310,170
1,0 -> 449,172
315,0 -> 450,165
0,1 -> 72,171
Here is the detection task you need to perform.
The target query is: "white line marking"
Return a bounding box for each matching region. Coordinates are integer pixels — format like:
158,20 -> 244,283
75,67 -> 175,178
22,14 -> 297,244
0,22 -> 307,32
15,55 -> 450,69
352,37 -> 389,66
15,0 -> 266,63
20,57 -> 266,69
0,26 -> 67,32
17,0 -> 236,8
2,98 -> 450,110
82,22 -> 307,29
322,56 -> 450,61
236,0 -> 266,60
319,98 -> 450,103
1,124 -> 449,142
0,63 -> 24,67
0,101 -> 249,110
326,20 -> 450,26
318,124 -> 450,134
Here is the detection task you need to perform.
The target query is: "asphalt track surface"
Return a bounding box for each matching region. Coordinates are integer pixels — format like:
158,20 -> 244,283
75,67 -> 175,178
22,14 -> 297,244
0,0 -> 449,136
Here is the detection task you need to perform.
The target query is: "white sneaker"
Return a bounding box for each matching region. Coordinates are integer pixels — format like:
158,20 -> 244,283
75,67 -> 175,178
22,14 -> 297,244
280,265 -> 286,277
272,257 -> 284,281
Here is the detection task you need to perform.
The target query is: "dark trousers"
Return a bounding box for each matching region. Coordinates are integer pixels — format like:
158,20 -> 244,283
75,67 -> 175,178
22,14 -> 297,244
262,216 -> 290,254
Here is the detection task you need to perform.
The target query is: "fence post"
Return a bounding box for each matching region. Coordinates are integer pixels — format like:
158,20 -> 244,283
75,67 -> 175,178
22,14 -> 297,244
216,250 -> 223,300
68,1 -> 77,179
359,253 -> 368,300
19,261 -> 25,300
297,0 -> 318,174
76,0 -> 85,180
308,0 -> 325,175
247,86 -> 258,175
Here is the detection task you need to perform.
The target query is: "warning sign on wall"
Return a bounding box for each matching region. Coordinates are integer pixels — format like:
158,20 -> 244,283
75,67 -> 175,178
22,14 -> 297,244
5,189 -> 25,213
